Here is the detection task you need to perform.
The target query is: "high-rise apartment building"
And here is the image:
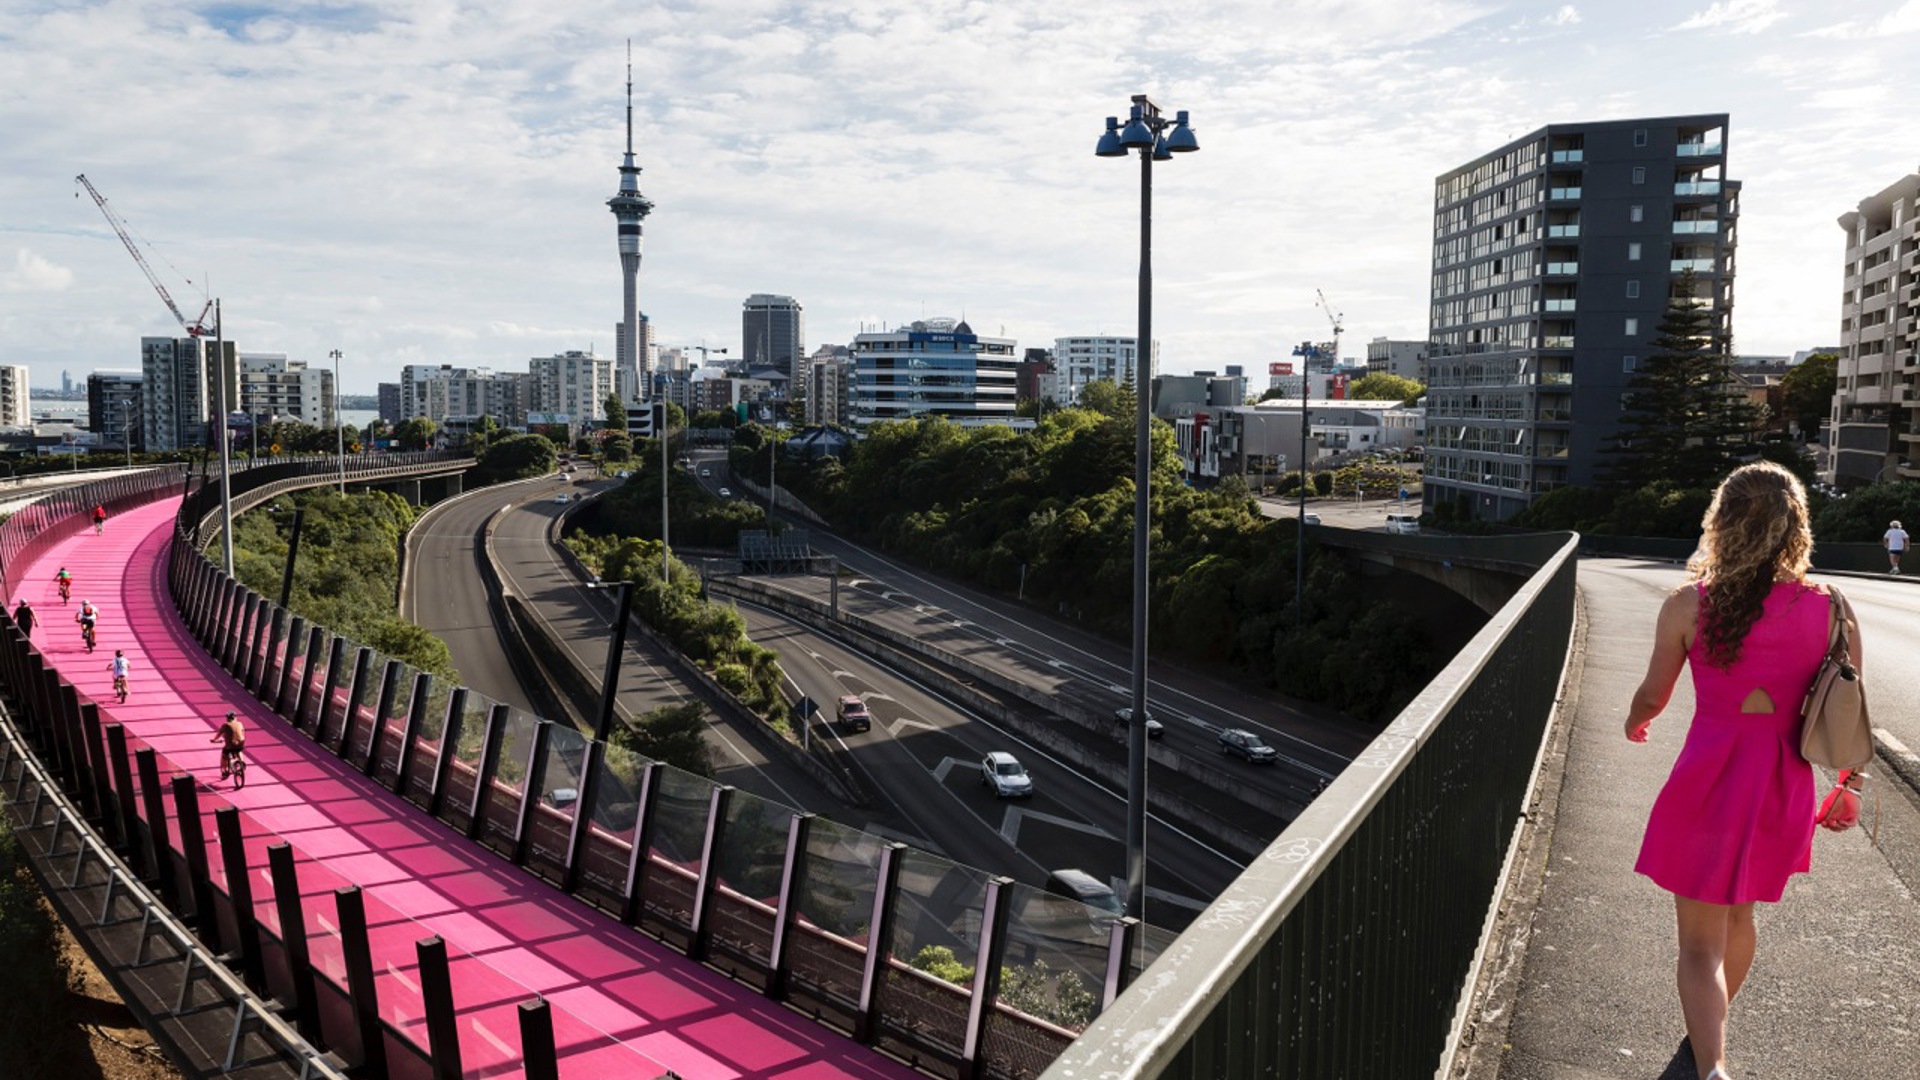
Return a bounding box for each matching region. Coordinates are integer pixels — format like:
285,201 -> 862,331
851,318 -> 1018,427
1366,338 -> 1429,383
0,365 -> 30,429
239,353 -> 334,425
1053,336 -> 1159,404
87,371 -> 144,451
141,336 -> 237,451
1425,115 -> 1738,519
1829,173 -> 1920,487
377,382 -> 402,425
742,294 -> 804,378
399,365 -> 527,426
805,351 -> 854,427
529,351 -> 613,424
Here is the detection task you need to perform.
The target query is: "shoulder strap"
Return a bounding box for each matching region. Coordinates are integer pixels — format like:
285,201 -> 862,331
1825,585 -> 1852,661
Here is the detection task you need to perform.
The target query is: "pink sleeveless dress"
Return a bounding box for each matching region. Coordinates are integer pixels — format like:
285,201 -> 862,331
1635,581 -> 1827,904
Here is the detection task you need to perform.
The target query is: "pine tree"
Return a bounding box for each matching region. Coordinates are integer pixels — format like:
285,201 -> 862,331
1608,270 -> 1756,489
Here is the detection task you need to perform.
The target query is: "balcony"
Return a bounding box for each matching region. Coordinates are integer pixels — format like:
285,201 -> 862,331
1673,219 -> 1720,234
1671,258 -> 1717,273
1550,149 -> 1584,164
1539,348 -> 1575,362
1548,187 -> 1582,200
1543,299 -> 1577,313
1546,225 -> 1580,239
1676,142 -> 1724,157
1675,180 -> 1722,196
1544,261 -> 1579,275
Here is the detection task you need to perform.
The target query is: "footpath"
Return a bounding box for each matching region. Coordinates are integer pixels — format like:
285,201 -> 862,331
1458,560 -> 1920,1080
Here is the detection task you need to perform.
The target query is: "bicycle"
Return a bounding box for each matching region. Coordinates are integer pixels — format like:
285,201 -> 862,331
220,746 -> 246,789
113,673 -> 128,703
58,578 -> 71,603
81,621 -> 96,653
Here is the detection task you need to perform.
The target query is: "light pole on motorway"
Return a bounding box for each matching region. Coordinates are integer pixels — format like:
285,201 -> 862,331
585,579 -> 635,737
1094,93 -> 1199,923
330,349 -> 345,495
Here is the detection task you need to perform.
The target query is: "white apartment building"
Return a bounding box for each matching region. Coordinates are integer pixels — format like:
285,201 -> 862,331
398,365 -> 528,426
1365,338 -> 1429,383
529,350 -> 613,424
853,318 -> 1018,427
0,364 -> 30,429
239,353 -> 334,425
142,337 -> 238,451
1051,335 -> 1159,404
805,355 -> 854,426
1830,172 -> 1920,487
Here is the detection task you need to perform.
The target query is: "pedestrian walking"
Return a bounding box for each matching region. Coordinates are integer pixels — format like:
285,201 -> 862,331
13,599 -> 34,638
1884,518 -> 1908,574
1624,461 -> 1866,1080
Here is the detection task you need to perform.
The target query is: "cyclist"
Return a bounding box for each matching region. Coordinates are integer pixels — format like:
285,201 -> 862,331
13,599 -> 34,639
76,600 -> 98,652
109,649 -> 131,702
55,567 -> 72,603
211,711 -> 246,784
93,505 -> 107,535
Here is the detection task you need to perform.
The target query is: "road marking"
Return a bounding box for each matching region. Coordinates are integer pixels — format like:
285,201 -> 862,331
931,755 -> 973,783
888,716 -> 939,737
999,806 -> 1111,847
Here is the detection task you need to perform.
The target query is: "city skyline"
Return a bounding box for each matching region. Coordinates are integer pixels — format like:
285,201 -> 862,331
3,1 -> 1915,393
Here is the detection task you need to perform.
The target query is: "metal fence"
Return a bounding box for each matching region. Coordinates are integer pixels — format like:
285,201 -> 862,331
0,459 -> 1144,1079
1039,531 -> 1580,1079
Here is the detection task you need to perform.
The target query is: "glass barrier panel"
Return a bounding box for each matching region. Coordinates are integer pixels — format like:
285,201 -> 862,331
524,725 -> 589,883
705,789 -> 798,976
277,627 -> 310,721
977,880 -> 1111,1075
434,690 -> 495,832
296,630 -> 332,730
637,765 -> 716,941
575,740 -> 646,912
479,708 -> 541,853
786,817 -> 886,1021
403,678 -> 453,807
340,651 -> 386,765
320,640 -> 358,747
877,849 -> 991,1064
247,604 -> 280,692
373,665 -> 419,789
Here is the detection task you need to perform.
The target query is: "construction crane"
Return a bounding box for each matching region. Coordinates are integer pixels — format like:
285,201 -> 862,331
1314,288 -> 1344,366
75,174 -> 214,337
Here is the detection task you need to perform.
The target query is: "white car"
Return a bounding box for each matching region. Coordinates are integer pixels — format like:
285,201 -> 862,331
717,487 -> 732,498
552,493 -> 571,504
981,751 -> 1034,798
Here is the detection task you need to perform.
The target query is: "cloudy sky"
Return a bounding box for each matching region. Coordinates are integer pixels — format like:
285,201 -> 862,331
2,0 -> 1914,393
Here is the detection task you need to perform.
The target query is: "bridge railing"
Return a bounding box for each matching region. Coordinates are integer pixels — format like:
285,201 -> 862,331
159,459 -> 1146,1077
1040,531 -> 1580,1080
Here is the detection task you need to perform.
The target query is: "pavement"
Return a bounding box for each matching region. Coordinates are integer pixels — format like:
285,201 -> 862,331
1455,558 -> 1920,1080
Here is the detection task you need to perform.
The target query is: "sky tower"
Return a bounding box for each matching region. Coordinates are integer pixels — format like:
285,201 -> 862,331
608,43 -> 654,403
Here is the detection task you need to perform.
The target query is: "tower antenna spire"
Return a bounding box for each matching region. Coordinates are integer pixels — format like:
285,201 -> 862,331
625,39 -> 634,157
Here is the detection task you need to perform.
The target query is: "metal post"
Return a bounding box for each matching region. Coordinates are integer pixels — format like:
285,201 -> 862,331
560,740 -> 603,894
1102,915 -> 1143,1007
267,843 -> 319,1043
331,349 -> 345,496
465,703 -> 508,841
364,660 -> 402,772
78,701 -> 112,825
214,806 -> 265,990
135,748 -> 173,903
171,774 -> 218,945
1298,372 -> 1309,627
768,812 -> 814,999
391,672 -> 431,794
853,842 -> 906,1045
428,688 -> 468,814
519,999 -> 560,1080
1123,103 -> 1153,924
687,785 -> 734,960
962,876 -> 1015,1078
216,301 -> 235,575
513,721 -> 553,865
416,936 -> 463,1080
660,401 -> 671,585
105,724 -> 140,868
596,582 -> 633,736
620,761 -> 661,926
279,508 -> 303,609
334,886 -> 388,1076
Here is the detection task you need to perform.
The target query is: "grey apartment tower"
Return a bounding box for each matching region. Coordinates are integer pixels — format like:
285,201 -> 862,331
1424,115 -> 1739,519
742,294 -> 804,378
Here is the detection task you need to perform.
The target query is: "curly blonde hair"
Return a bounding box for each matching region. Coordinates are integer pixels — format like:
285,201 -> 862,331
1686,461 -> 1813,668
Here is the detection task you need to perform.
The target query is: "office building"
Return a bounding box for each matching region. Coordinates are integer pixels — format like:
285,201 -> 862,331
239,353 -> 335,426
1425,114 -> 1739,519
851,318 -> 1018,427
141,336 -> 237,451
377,382 -> 402,424
1053,335 -> 1158,404
87,371 -> 144,451
0,365 -> 29,429
743,294 -> 805,378
1829,172 -> 1920,487
1366,338 -> 1429,383
529,350 -> 613,424
805,354 -> 854,427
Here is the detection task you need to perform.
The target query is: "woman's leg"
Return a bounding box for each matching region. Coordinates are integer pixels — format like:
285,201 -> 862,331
1724,902 -> 1757,1003
1674,895 -> 1733,1078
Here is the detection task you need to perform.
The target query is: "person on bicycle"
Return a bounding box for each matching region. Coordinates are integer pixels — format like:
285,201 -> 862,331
93,505 -> 107,534
109,650 -> 131,701
55,567 -> 72,603
76,600 -> 98,640
212,711 -> 245,780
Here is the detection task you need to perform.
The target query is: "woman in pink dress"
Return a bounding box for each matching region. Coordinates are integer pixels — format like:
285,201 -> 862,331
1624,462 -> 1864,1080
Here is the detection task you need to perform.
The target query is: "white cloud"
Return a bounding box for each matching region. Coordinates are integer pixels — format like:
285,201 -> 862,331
0,249 -> 75,293
1675,0 -> 1788,35
1549,6 -> 1582,26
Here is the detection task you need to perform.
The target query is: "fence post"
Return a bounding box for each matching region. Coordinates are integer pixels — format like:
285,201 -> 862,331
854,842 -> 907,1044
170,774 -> 218,947
338,647 -> 373,755
767,812 -> 815,1000
1103,916 -> 1143,1008
391,672 -> 431,793
244,604 -> 277,694
560,740 -> 603,894
519,998 -> 559,1080
272,616 -> 305,713
267,843 -> 320,1044
292,630 -> 326,732
962,876 -> 1016,1079
135,748 -> 174,904
334,886 -> 388,1077
416,936 -> 463,1080
214,806 -> 265,991
465,703 -> 508,841
316,636 -> 349,743
512,721 -> 553,865
620,761 -> 661,926
688,785 -> 734,961
363,660 -> 402,773
104,724 -> 141,870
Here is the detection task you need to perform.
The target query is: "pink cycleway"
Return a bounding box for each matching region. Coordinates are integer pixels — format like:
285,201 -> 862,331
18,496 -> 918,1080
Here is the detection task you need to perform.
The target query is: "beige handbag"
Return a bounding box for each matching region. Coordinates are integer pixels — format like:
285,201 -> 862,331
1799,587 -> 1873,770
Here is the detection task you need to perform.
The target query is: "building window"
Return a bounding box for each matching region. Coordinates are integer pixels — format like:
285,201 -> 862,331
1625,318 -> 1640,336
1623,355 -> 1638,372
1629,205 -> 1645,223
1632,166 -> 1646,185
1634,129 -> 1648,147
1626,280 -> 1641,298
1628,242 -> 1643,261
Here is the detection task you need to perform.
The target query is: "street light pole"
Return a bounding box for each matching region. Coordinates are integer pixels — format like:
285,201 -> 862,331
586,580 -> 635,737
330,349 -> 345,495
214,299 -> 235,575
1096,94 -> 1199,923
659,402 -> 671,585
1297,367 -> 1309,627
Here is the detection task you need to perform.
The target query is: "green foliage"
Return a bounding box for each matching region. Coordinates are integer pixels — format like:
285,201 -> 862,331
1076,379 -> 1135,420
604,391 -> 629,429
1812,480 -> 1920,541
1327,462 -> 1418,497
910,945 -> 975,985
0,821 -> 85,1078
1609,270 -> 1758,489
1312,471 -> 1333,496
473,433 -> 557,485
394,417 -> 437,451
1346,372 -> 1425,404
229,491 -> 459,681
1779,353 -> 1837,436
602,432 -> 634,464
606,702 -> 713,777
584,447 -> 767,547
999,959 -> 1097,1031
693,408 -> 736,430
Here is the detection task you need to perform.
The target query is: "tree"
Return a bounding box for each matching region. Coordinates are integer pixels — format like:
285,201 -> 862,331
473,432 -> 557,483
608,702 -> 713,777
470,415 -> 500,452
602,431 -> 634,464
1077,379 -> 1134,420
1346,372 -> 1425,404
394,417 -> 437,451
603,391 -> 629,429
1608,270 -> 1757,490
1779,352 -> 1838,438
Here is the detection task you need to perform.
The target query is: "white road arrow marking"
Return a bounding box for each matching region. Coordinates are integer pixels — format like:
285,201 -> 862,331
998,806 -> 1112,847
888,716 -> 939,737
931,755 -> 975,783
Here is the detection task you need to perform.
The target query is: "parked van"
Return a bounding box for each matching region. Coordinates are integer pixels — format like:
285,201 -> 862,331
1385,512 -> 1421,535
1044,869 -> 1125,927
